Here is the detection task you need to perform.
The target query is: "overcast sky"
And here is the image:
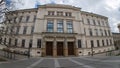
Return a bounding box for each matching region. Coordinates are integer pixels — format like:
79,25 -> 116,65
6,0 -> 120,32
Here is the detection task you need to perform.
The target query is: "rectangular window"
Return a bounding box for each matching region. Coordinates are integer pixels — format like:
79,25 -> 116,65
84,28 -> 86,35
9,38 -> 11,46
4,38 -> 6,44
98,20 -> 100,26
57,11 -> 63,16
100,29 -> 103,36
93,19 -> 96,25
110,39 -> 112,45
21,39 -> 25,47
47,20 -> 54,32
102,40 -> 104,46
104,30 -> 107,36
31,26 -> 34,34
106,39 -> 109,46
91,40 -> 94,47
87,19 -> 90,25
0,38 -> 2,44
78,40 -> 81,48
65,12 -> 72,16
95,29 -> 98,36
37,39 -> 41,48
48,11 -> 54,15
19,16 -> 23,23
89,28 -> 93,36
26,16 -> 30,22
57,20 -> 63,33
67,21 -> 73,33
16,26 -> 20,35
33,15 -> 36,22
23,26 -> 27,34
15,39 -> 18,46
97,40 -> 100,47
29,39 -> 32,48
14,17 -> 17,23
108,30 -> 111,36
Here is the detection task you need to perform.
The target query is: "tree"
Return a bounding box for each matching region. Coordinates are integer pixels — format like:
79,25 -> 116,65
0,0 -> 23,59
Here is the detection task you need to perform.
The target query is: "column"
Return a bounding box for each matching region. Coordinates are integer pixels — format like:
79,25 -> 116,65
75,39 -> 79,56
41,37 -> 46,57
53,37 -> 57,57
64,37 -> 68,57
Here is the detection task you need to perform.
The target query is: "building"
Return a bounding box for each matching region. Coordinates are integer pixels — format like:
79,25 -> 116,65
1,4 -> 115,57
112,24 -> 120,50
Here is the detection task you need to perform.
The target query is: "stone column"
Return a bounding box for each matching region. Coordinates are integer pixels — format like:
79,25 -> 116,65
53,37 -> 57,57
75,39 -> 79,56
64,37 -> 68,57
41,37 -> 46,57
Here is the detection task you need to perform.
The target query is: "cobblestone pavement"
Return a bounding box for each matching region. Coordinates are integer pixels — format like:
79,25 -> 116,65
0,56 -> 120,68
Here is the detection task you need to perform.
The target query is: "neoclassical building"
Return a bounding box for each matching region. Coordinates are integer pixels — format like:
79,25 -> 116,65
1,4 -> 115,57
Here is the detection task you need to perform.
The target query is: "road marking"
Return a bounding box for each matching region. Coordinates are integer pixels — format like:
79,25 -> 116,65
54,58 -> 60,68
26,58 -> 43,68
69,58 -> 95,68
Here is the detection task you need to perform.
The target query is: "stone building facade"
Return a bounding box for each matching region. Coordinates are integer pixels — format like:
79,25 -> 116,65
1,4 -> 115,57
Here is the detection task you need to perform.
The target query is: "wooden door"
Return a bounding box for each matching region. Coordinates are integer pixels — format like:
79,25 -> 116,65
68,42 -> 74,55
46,42 -> 53,56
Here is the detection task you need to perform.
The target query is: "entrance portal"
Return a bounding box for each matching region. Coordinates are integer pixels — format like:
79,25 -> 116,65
68,42 -> 74,55
57,42 -> 64,56
46,42 -> 53,56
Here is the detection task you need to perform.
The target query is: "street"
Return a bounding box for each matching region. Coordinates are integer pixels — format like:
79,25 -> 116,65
0,56 -> 120,68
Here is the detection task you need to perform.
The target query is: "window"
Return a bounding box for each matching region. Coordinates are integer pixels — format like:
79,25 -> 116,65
89,28 -> 93,36
26,16 -> 30,22
15,39 -> 18,46
78,40 -> 81,48
21,39 -> 25,47
65,12 -> 72,16
97,40 -> 100,47
23,26 -> 27,34
104,30 -> 107,36
108,30 -> 111,36
29,39 -> 32,48
16,26 -> 20,34
47,20 -> 54,32
9,38 -> 11,46
95,29 -> 98,36
5,27 -> 9,34
102,21 -> 104,26
110,39 -> 112,45
4,38 -> 6,44
14,17 -> 17,23
31,26 -> 34,34
33,15 -> 36,22
100,29 -> 103,36
57,11 -> 63,16
19,16 -> 23,23
57,20 -> 63,33
87,19 -> 90,24
67,21 -> 73,33
93,19 -> 96,25
48,11 -> 54,15
102,40 -> 104,46
98,20 -> 100,26
84,28 -> 86,35
106,39 -> 109,46
0,38 -> 2,44
37,39 -> 41,48
91,40 -> 94,47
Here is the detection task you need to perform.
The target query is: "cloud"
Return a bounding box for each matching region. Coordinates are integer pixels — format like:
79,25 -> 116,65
6,0 -> 120,32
